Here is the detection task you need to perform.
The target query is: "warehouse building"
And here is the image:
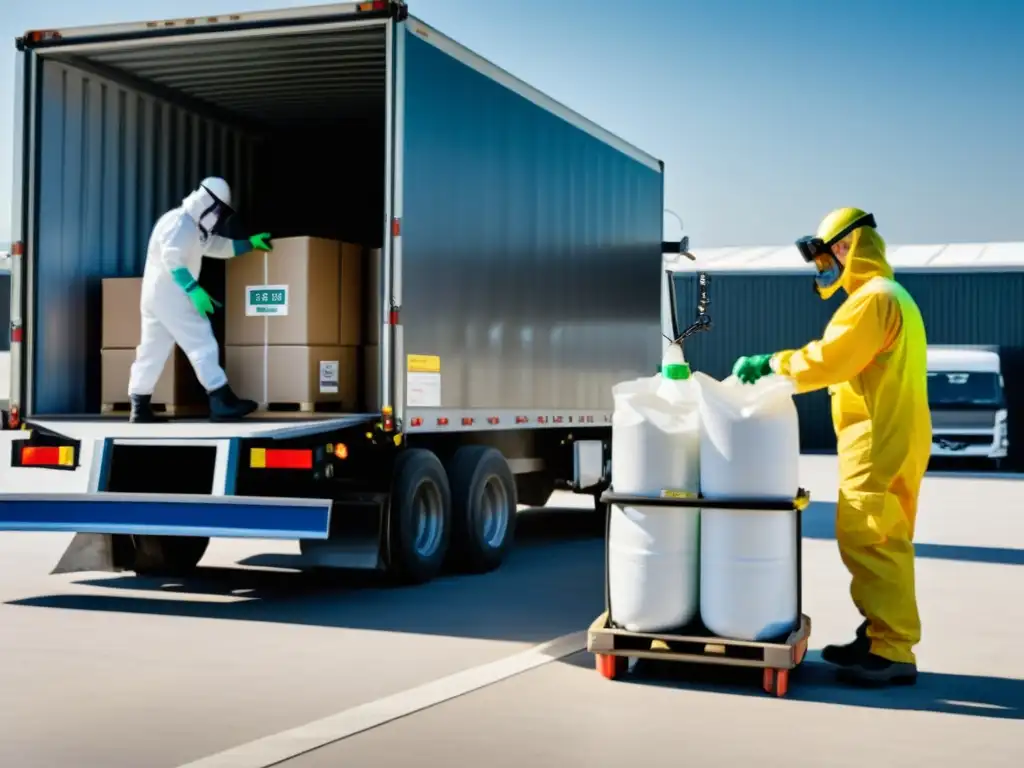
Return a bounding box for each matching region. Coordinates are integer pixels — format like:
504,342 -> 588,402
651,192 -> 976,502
669,242 -> 1024,467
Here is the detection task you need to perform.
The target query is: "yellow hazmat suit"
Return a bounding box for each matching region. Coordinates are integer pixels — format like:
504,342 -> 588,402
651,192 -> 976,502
771,209 -> 931,665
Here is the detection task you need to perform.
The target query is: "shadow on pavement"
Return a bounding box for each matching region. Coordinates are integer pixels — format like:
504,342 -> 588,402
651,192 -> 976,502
802,502 -> 1024,566
562,651 -> 1024,721
5,508 -> 607,644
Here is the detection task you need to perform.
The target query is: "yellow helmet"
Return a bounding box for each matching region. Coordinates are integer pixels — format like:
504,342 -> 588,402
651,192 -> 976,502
795,207 -> 879,300
816,207 -> 874,243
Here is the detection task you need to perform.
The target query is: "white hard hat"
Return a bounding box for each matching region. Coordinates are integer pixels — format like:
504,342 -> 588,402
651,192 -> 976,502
199,176 -> 232,208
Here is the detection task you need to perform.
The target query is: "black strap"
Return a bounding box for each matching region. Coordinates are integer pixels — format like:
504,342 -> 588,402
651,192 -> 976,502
826,213 -> 876,247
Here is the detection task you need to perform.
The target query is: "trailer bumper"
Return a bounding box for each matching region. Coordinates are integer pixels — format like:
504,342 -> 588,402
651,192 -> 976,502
0,493 -> 333,540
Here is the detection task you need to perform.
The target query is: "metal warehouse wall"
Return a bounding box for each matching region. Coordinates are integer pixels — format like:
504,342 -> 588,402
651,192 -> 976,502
673,271 -> 1024,466
31,59 -> 258,414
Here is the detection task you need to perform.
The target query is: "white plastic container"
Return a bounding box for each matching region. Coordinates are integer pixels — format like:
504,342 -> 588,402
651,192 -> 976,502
693,372 -> 801,641
607,346 -> 701,632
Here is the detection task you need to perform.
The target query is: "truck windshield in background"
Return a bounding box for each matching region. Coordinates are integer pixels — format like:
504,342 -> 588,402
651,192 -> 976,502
927,371 -> 1005,409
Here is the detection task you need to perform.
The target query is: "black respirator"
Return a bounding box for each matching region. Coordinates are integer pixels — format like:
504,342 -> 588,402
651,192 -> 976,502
795,212 -> 876,294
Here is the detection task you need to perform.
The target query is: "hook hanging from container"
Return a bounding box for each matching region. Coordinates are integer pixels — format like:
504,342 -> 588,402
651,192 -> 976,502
663,234 -> 711,346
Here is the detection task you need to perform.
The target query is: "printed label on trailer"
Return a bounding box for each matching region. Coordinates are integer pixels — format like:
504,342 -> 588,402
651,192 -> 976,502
319,360 -> 340,394
407,354 -> 441,408
660,489 -> 697,499
246,285 -> 289,316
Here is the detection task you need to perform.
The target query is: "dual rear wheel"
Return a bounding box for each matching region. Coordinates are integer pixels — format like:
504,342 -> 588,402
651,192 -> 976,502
388,445 -> 517,584
126,446 -> 519,586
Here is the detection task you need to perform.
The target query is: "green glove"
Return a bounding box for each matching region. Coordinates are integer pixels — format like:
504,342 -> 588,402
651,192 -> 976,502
732,353 -> 774,384
231,233 -> 273,256
249,232 -> 273,251
170,267 -> 223,318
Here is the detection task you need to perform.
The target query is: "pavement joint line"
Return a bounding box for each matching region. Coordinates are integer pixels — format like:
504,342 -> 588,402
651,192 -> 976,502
173,629 -> 587,768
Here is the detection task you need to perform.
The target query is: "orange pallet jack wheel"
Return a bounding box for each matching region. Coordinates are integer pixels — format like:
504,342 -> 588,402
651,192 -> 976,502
762,668 -> 789,697
793,638 -> 808,665
595,654 -> 627,680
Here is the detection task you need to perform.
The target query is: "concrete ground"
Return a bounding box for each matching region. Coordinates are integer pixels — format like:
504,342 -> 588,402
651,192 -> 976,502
1,456 -> 1022,768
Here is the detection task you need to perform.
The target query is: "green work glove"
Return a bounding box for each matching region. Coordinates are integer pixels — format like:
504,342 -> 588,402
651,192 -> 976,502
249,232 -> 273,251
231,233 -> 273,256
170,267 -> 223,318
732,353 -> 774,384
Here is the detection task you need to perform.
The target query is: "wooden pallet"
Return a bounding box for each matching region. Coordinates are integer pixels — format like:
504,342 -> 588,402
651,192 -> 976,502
587,611 -> 811,697
101,402 -> 205,417
257,401 -> 348,414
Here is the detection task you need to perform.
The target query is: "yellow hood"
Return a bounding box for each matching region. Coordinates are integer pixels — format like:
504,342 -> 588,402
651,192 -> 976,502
835,226 -> 892,297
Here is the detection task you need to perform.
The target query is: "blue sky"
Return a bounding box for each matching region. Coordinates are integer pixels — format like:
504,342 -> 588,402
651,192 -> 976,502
1,0 -> 1021,247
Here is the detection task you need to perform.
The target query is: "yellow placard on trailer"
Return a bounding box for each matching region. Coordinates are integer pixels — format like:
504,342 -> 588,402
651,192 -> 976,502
659,489 -> 697,499
407,354 -> 441,373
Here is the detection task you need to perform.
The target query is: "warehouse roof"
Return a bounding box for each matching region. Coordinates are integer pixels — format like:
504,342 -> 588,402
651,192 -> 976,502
665,241 -> 1024,275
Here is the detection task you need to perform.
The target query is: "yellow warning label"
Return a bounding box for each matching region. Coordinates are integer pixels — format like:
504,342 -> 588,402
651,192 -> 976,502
659,489 -> 697,499
407,354 -> 441,373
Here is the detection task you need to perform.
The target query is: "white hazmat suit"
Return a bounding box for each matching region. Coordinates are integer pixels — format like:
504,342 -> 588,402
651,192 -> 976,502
128,178 -> 267,421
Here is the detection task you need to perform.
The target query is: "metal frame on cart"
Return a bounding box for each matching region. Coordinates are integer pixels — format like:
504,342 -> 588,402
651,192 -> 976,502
587,489 -> 812,697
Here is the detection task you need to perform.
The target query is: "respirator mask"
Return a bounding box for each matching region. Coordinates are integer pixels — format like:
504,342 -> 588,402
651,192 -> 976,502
795,212 -> 876,295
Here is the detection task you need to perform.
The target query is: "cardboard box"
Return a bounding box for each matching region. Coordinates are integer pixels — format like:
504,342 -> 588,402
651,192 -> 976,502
225,237 -> 363,347
365,248 -> 382,346
101,348 -> 205,407
364,344 -> 380,411
338,242 -> 363,346
225,345 -> 359,408
102,277 -> 143,349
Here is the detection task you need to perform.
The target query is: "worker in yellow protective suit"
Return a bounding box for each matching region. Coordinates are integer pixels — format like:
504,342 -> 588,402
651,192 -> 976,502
732,208 -> 931,685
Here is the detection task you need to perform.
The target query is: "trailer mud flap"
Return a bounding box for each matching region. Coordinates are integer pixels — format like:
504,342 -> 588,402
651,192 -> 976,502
50,533 -> 136,575
0,493 -> 333,540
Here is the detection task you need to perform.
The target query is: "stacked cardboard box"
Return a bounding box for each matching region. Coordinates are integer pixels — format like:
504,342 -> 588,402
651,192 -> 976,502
224,236 -> 362,410
363,247 -> 382,411
100,277 -> 205,412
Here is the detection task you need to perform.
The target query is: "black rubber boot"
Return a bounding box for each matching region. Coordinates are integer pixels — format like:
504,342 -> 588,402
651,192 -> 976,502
129,394 -> 166,424
841,653 -> 918,686
821,619 -> 870,668
208,383 -> 258,422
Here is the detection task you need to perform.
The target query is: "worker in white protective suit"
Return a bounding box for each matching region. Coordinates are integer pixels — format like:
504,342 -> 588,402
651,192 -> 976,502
128,177 -> 273,423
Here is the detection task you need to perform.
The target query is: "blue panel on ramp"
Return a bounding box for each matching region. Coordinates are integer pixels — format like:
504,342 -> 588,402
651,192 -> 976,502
0,496 -> 332,540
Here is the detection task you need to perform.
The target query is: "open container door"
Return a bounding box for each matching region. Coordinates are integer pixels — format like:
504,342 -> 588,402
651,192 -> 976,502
12,2 -> 403,420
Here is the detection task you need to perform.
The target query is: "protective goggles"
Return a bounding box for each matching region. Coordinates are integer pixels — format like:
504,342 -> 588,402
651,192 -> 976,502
795,213 -> 876,291
199,185 -> 236,236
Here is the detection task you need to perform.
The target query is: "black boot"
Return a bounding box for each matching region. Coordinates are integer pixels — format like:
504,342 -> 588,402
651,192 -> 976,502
129,394 -> 166,424
208,383 -> 258,422
842,652 -> 918,686
821,619 -> 870,667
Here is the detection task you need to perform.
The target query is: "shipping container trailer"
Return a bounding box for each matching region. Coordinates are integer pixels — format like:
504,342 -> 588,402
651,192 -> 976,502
668,242 -> 1024,469
1,1 -> 665,582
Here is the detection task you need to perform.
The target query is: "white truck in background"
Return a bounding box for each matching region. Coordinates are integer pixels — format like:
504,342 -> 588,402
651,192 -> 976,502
927,345 -> 1008,468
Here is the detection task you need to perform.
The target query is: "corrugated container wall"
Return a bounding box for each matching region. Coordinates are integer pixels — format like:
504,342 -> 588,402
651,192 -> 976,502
673,271 -> 1024,467
30,58 -> 257,414
0,274 -> 10,353
401,31 -> 664,411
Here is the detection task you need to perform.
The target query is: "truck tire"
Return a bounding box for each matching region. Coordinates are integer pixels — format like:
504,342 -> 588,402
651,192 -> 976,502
388,448 -> 452,584
446,446 -> 517,573
132,535 -> 209,576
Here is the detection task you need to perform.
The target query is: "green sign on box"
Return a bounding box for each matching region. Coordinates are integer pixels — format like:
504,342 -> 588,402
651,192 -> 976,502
246,285 -> 289,317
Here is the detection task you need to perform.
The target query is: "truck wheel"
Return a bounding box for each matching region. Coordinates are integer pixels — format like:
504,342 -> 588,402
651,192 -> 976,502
132,535 -> 209,576
446,446 -> 517,573
388,449 -> 452,584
